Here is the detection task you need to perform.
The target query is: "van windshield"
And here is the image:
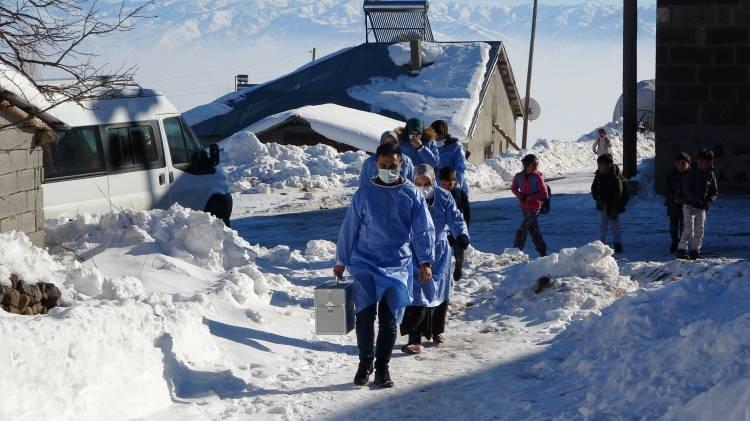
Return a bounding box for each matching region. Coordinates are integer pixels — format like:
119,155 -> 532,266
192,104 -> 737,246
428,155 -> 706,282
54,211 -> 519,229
44,126 -> 106,181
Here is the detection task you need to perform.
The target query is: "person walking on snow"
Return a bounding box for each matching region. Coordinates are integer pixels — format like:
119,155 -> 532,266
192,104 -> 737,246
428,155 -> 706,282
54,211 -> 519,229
592,128 -> 612,157
591,153 -> 628,254
439,167 -> 471,281
401,165 -> 469,354
432,119 -> 469,196
398,117 -> 440,168
335,142 -> 435,388
665,152 -> 691,253
359,131 -> 414,186
676,149 -> 718,260
511,154 -> 549,257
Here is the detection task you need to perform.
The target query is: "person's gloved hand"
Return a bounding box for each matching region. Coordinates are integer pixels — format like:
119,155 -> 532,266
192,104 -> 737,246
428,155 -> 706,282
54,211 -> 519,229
457,234 -> 470,250
333,265 -> 345,278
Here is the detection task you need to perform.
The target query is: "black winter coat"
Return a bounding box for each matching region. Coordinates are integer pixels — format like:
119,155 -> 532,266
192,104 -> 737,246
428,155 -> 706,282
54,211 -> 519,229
664,169 -> 686,216
449,187 -> 471,225
591,165 -> 626,214
682,163 -> 718,210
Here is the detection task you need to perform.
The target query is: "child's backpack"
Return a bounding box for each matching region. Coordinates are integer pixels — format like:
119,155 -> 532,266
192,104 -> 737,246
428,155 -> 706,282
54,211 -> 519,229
514,172 -> 552,215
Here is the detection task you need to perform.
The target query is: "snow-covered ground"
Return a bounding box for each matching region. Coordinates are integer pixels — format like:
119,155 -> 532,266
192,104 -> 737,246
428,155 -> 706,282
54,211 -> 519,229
2,126 -> 749,420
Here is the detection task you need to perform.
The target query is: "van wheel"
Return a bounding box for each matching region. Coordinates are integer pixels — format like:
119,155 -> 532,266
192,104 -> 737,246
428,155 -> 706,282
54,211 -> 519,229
205,197 -> 231,227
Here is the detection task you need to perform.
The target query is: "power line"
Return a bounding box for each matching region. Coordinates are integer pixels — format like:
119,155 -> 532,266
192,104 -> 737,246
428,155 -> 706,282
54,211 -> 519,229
140,51 -> 310,84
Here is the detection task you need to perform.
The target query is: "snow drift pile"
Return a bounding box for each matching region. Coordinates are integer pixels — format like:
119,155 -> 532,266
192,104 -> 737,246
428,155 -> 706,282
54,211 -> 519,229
349,42 -> 491,139
218,131 -> 368,193
542,259 -> 750,419
465,122 -> 656,190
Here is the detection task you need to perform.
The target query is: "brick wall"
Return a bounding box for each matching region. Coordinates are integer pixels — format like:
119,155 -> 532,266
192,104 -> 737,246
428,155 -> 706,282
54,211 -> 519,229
655,0 -> 750,194
0,112 -> 45,246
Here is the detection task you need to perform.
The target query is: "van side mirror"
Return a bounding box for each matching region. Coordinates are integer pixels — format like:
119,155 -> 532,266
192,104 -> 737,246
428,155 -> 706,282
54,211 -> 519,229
209,144 -> 220,167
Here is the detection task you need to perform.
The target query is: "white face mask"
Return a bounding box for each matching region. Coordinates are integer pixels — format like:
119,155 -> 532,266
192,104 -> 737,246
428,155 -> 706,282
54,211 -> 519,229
377,168 -> 400,184
436,140 -> 445,148
418,185 -> 434,200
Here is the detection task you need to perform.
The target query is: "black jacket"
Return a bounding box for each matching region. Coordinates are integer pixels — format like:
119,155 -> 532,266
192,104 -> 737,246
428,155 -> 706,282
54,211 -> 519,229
449,187 -> 471,225
664,168 -> 686,216
591,165 -> 626,214
682,163 -> 718,210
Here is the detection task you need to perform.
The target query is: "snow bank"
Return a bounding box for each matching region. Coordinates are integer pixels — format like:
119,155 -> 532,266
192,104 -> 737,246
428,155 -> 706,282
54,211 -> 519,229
46,205 -> 262,273
182,101 -> 233,126
548,259 -> 750,419
244,104 -> 403,153
0,64 -> 52,111
218,131 -> 368,193
466,122 -> 656,190
349,42 -> 491,139
0,231 -> 63,286
388,42 -> 445,66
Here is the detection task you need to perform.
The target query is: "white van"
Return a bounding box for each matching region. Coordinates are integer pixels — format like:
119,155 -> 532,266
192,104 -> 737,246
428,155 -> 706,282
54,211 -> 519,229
42,88 -> 233,225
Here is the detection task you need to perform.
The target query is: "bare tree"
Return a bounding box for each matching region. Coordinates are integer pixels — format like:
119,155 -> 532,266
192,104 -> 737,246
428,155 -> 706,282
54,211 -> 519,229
0,0 -> 153,129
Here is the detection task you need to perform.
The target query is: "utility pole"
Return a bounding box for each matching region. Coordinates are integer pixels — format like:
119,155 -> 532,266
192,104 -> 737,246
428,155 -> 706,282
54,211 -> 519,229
311,48 -> 317,62
623,0 -> 638,178
521,0 -> 539,150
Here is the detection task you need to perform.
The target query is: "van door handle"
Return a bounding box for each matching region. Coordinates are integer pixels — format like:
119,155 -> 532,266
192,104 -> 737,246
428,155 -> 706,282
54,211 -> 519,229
169,172 -> 174,183
158,174 -> 165,185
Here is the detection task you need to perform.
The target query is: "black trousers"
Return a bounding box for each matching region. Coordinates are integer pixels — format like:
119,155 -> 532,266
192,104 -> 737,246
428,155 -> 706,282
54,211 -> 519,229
669,212 -> 684,245
400,301 -> 449,342
356,300 -> 397,370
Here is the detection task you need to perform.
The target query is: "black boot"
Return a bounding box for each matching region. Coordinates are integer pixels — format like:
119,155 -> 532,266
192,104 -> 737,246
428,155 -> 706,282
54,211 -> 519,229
689,250 -> 703,260
374,367 -> 394,388
353,360 -> 373,386
670,242 -> 678,254
614,243 -> 623,254
676,249 -> 689,260
453,266 -> 463,282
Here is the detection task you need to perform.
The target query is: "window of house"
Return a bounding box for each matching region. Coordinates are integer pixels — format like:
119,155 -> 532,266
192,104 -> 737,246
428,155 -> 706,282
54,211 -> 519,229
43,126 -> 106,181
484,142 -> 494,160
105,124 -> 160,169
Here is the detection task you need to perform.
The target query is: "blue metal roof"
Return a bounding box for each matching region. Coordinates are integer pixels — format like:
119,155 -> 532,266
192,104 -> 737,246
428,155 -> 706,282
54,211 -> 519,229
191,42 -> 511,140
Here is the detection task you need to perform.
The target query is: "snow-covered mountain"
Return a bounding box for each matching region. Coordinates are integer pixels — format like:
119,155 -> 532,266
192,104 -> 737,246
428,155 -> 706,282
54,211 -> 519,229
102,0 -> 655,50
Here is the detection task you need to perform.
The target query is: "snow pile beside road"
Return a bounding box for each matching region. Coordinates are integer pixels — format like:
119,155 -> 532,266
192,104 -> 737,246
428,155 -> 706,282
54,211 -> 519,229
550,259 -> 750,419
46,205 -> 263,273
466,123 -> 656,190
349,42 -> 491,139
219,131 -> 368,193
244,104 -> 403,153
0,231 -> 64,286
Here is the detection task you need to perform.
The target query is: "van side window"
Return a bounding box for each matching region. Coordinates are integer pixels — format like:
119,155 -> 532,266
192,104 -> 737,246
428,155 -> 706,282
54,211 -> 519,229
43,126 -> 106,181
105,125 -> 160,169
164,117 -> 201,167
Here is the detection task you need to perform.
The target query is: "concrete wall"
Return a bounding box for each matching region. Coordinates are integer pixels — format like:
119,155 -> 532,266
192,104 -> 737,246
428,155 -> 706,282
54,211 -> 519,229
0,112 -> 45,246
468,67 -> 518,164
655,0 -> 750,194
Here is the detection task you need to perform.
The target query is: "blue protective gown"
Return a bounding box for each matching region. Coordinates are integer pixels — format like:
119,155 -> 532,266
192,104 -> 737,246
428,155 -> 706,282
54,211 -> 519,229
399,139 -> 440,168
411,187 -> 469,308
336,179 -> 436,321
358,154 -> 415,186
438,139 -> 470,194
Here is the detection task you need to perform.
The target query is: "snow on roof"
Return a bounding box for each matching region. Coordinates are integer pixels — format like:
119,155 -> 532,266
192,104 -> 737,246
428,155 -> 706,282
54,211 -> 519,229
348,42 -> 492,140
244,103 -> 403,153
0,64 -> 54,113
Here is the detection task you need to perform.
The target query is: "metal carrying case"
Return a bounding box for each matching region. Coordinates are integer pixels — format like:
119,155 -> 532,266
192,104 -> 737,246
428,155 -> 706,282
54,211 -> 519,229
314,277 -> 355,335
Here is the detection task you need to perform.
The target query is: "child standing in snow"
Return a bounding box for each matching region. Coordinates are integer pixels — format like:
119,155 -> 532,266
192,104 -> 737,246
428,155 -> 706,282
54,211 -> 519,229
677,149 -> 718,260
511,154 -> 548,257
664,152 -> 691,253
591,154 -> 628,254
592,128 -> 612,157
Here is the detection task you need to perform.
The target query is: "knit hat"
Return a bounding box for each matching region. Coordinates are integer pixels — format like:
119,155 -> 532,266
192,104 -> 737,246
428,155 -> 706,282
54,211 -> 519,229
380,131 -> 399,145
413,164 -> 435,184
405,118 -> 425,135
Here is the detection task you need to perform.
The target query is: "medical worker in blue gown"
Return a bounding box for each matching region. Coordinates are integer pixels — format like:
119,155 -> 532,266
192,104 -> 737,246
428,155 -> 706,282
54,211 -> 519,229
359,131 -> 414,186
335,142 -> 436,389
400,164 -> 470,355
398,117 -> 440,168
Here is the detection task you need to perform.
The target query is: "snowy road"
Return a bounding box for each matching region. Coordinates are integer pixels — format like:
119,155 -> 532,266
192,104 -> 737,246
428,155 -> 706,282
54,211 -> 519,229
234,172 -> 750,262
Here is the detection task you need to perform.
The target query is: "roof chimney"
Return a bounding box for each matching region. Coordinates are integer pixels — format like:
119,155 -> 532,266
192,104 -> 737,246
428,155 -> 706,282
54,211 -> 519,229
410,39 -> 422,75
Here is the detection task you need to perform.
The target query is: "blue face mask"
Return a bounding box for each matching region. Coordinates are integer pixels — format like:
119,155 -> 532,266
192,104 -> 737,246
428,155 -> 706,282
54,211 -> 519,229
377,168 -> 400,184
436,141 -> 445,148
417,185 -> 434,200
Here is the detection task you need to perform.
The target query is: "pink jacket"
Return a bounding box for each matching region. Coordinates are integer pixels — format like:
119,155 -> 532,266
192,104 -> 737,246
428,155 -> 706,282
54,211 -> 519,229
511,170 -> 549,210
